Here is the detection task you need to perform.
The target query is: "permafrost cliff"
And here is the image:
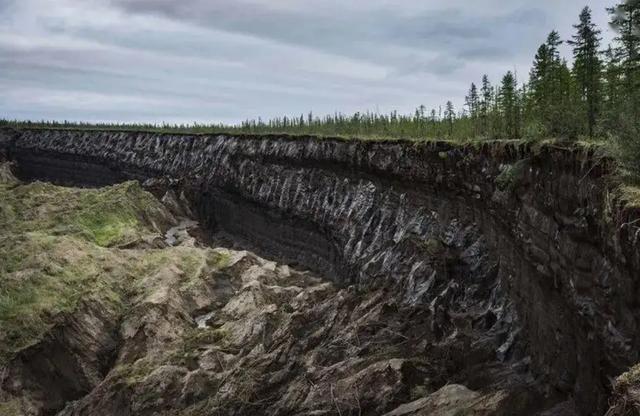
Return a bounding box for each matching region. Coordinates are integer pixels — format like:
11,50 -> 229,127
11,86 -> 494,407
0,127 -> 639,415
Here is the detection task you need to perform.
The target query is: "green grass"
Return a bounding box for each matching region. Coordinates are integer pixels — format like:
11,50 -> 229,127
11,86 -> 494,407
0,232 -> 129,364
0,399 -> 22,416
0,175 -> 179,365
112,358 -> 158,386
80,216 -> 138,246
0,180 -> 172,247
0,163 -> 245,367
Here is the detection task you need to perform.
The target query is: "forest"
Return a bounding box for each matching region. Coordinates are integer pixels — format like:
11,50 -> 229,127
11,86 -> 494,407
3,1 -> 640,171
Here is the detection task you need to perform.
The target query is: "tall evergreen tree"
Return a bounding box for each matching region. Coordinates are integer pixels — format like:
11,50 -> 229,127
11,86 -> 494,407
465,83 -> 479,117
547,30 -> 563,60
529,30 -> 575,137
444,101 -> 455,137
602,45 -> 624,128
500,71 -> 520,139
608,0 -> 640,82
491,86 -> 502,139
529,43 -> 550,117
608,0 -> 640,170
558,59 -> 581,138
569,7 -> 602,137
465,83 -> 480,135
480,75 -> 492,136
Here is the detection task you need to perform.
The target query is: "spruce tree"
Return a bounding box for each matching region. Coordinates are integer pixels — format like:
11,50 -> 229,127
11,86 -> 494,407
444,101 -> 455,137
569,6 -> 602,137
480,75 -> 492,136
558,59 -> 581,138
500,71 -> 519,139
529,30 -> 576,137
465,83 -> 480,135
602,45 -> 624,129
492,86 -> 502,139
608,0 -> 640,170
529,42 -> 552,132
608,0 -> 640,84
465,83 -> 479,117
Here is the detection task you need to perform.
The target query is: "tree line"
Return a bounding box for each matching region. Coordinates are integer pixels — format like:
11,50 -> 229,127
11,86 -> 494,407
3,2 -> 640,169
234,2 -> 639,147
239,1 -> 639,170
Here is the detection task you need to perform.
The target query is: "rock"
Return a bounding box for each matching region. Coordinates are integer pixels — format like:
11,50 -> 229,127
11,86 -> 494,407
383,384 -> 507,416
0,162 -> 19,186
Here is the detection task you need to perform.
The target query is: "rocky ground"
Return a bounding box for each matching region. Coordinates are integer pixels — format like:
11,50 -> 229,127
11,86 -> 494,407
0,161 -> 634,416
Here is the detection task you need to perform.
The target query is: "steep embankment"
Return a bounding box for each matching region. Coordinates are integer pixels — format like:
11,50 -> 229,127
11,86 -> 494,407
0,163 -> 530,416
1,127 -> 639,415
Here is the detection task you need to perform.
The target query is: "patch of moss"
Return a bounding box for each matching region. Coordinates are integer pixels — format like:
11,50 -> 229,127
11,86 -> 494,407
108,357 -> 161,389
0,233 -> 128,364
71,181 -> 172,247
166,327 -> 231,367
210,251 -> 232,269
616,364 -> 640,389
125,247 -> 209,297
77,212 -> 138,247
0,398 -> 22,416
495,159 -> 529,192
619,185 -> 640,209
0,180 -> 172,247
175,249 -> 232,292
184,327 -> 230,349
0,180 -> 179,365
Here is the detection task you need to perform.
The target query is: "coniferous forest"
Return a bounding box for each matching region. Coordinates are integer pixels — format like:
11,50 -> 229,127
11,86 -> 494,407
3,2 -> 640,170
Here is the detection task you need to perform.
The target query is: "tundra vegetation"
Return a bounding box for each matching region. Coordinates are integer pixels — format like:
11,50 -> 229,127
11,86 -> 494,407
0,166 -> 221,367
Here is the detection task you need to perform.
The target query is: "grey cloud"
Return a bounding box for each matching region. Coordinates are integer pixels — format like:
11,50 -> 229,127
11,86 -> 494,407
0,0 -> 616,123
109,0 -> 552,77
0,0 -> 15,17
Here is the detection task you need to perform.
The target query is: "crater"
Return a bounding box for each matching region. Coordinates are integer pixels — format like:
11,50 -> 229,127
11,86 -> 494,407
1,127 -> 638,415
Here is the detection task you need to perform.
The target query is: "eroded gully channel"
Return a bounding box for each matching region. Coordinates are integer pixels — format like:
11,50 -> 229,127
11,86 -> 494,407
1,127 -> 640,415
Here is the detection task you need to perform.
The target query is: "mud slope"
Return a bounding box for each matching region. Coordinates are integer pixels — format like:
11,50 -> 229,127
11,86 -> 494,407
1,128 -> 639,415
0,164 -> 530,416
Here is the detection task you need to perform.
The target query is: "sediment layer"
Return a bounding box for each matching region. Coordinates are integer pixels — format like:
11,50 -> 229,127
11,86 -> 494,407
1,127 -> 639,415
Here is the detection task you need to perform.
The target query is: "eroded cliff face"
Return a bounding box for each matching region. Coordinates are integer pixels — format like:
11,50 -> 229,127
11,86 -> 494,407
1,127 -> 639,415
0,164 -> 528,416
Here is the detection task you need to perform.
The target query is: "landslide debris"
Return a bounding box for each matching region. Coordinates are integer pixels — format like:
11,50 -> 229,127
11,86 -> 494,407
0,163 -> 556,415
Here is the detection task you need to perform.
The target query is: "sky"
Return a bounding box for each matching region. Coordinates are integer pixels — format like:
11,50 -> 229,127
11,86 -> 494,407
0,0 -> 615,125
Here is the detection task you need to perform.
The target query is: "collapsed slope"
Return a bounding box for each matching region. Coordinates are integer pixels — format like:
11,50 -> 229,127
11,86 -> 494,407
1,164 -> 533,416
1,127 -> 639,415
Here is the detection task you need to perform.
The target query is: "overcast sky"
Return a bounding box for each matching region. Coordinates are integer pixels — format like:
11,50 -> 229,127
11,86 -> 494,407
0,0 -> 614,125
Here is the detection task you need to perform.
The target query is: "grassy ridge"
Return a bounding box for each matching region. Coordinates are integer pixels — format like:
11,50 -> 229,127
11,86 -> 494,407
0,168 -> 225,366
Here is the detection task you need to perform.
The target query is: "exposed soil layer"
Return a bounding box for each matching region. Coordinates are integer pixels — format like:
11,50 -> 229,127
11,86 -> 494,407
0,167 -> 531,416
1,128 -> 639,415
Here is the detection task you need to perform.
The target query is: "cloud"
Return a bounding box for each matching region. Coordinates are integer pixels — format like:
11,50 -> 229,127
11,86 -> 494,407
0,0 -> 617,123
109,0 -> 548,71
